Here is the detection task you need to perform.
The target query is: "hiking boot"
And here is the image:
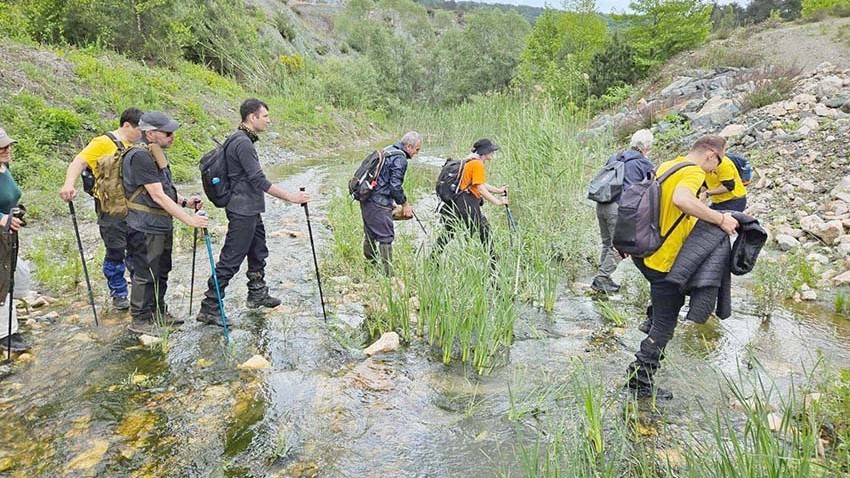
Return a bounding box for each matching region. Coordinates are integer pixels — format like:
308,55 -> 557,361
112,296 -> 130,310
1,333 -> 31,353
246,293 -> 281,309
638,318 -> 652,334
154,308 -> 184,326
128,317 -> 160,336
591,276 -> 620,294
196,308 -> 226,327
626,382 -> 673,401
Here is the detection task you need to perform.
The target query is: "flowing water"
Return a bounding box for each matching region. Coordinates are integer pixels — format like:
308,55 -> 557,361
1,153 -> 849,477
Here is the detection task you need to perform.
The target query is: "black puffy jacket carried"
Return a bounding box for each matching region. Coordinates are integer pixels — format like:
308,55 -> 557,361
666,212 -> 767,323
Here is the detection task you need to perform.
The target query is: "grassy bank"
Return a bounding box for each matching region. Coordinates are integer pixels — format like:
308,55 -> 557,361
323,94 -> 612,372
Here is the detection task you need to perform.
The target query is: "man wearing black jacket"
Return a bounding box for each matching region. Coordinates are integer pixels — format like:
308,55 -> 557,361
360,132 -> 421,275
197,99 -> 310,326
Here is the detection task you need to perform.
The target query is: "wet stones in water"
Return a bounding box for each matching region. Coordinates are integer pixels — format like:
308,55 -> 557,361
268,228 -> 303,239
238,354 -> 271,370
348,357 -> 396,391
138,334 -> 163,347
364,331 -> 400,357
64,439 -> 109,474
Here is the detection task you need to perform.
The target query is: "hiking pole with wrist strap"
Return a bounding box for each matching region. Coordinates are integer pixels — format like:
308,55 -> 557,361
300,187 -> 327,322
503,191 -> 521,295
5,210 -> 19,362
199,211 -> 230,343
68,201 -> 98,326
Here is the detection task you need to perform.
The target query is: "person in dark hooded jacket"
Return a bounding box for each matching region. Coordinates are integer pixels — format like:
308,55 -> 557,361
591,129 -> 656,294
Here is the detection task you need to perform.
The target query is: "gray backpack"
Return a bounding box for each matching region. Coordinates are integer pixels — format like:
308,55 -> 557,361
587,152 -> 626,203
613,162 -> 696,258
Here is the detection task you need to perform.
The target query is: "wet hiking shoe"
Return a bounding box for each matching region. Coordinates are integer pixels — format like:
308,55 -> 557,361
154,309 -> 184,326
196,309 -> 226,327
626,383 -> 673,401
128,318 -> 161,336
1,333 -> 31,353
638,318 -> 652,334
590,276 -> 620,294
246,293 -> 281,310
112,296 -> 130,310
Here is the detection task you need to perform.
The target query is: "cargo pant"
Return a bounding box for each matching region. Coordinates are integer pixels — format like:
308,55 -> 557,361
127,229 -> 172,321
593,201 -> 621,283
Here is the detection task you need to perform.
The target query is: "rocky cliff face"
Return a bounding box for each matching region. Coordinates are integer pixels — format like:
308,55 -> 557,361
589,62 -> 850,293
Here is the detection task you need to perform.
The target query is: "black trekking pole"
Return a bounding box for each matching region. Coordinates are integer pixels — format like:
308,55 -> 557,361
5,209 -> 19,362
68,201 -> 98,326
411,209 -> 428,236
503,190 -> 521,294
300,187 -> 327,322
189,227 -> 198,316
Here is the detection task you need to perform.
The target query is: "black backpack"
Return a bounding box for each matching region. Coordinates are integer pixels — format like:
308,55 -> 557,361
82,131 -> 124,197
436,157 -> 474,203
613,162 -> 696,258
199,134 -> 237,208
348,150 -> 386,202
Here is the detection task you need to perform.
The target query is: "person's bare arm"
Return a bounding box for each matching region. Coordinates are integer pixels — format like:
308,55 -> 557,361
59,157 -> 89,201
266,184 -> 310,204
143,183 -> 208,228
672,186 -> 737,234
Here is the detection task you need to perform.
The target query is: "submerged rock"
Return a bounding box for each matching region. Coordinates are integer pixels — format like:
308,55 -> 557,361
65,439 -> 109,473
238,355 -> 271,370
364,331 -> 400,356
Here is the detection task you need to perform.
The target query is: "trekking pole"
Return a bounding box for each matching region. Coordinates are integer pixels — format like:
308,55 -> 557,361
199,212 -> 230,343
189,227 -> 198,316
5,211 -> 18,362
68,201 -> 98,326
503,191 -> 521,295
300,187 -> 327,322
411,209 -> 428,236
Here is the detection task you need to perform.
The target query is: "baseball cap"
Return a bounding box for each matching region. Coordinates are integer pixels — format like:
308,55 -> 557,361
138,111 -> 181,133
0,128 -> 17,148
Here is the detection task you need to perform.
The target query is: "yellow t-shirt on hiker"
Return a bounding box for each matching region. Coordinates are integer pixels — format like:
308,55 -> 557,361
459,159 -> 486,199
76,133 -> 130,177
643,157 -> 706,273
704,155 -> 747,204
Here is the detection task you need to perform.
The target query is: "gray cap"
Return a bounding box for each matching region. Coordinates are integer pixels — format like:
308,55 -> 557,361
138,111 -> 180,133
0,127 -> 16,148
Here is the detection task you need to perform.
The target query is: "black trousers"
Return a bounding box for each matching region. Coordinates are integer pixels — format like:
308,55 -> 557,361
127,228 -> 172,321
98,215 -> 130,298
711,196 -> 747,212
202,212 -> 269,307
627,258 -> 686,387
433,193 -> 495,263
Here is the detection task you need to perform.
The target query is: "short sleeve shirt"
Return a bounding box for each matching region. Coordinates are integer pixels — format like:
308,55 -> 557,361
705,155 -> 747,204
643,157 -> 706,273
122,147 -> 177,234
77,132 -> 130,176
459,159 -> 486,199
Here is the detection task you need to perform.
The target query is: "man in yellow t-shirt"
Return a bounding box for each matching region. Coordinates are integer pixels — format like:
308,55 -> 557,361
703,155 -> 748,212
58,107 -> 143,310
627,135 -> 739,400
433,138 -> 508,265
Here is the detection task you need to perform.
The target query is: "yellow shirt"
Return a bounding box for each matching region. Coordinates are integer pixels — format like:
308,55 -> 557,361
76,132 -> 130,177
643,157 -> 706,273
705,156 -> 747,204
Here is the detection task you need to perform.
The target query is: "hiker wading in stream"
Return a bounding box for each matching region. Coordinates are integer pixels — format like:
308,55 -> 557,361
359,132 -> 420,275
590,129 -> 655,294
432,138 -> 507,266
626,135 -> 738,400
196,99 -> 310,326
123,112 -> 208,335
59,107 -> 143,310
0,127 -> 29,353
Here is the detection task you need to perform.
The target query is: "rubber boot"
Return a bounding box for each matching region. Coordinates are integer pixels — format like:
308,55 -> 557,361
378,243 -> 393,276
246,271 -> 281,309
363,236 -> 378,264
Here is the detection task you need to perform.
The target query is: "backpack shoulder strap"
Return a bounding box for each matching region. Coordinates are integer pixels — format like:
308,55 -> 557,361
104,131 -> 125,152
657,161 -> 696,183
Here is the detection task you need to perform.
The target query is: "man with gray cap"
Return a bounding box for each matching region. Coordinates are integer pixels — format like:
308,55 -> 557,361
590,129 -> 655,294
122,111 -> 208,335
359,131 -> 420,275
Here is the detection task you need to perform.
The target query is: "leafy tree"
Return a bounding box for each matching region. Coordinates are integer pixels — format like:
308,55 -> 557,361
801,0 -> 850,17
743,0 -> 802,22
588,34 -> 643,97
624,0 -> 712,67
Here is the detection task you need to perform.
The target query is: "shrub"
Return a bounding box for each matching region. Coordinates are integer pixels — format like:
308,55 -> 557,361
739,66 -> 800,112
588,34 -> 644,98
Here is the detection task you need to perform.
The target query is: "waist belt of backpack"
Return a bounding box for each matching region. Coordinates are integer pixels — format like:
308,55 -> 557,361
126,187 -> 171,217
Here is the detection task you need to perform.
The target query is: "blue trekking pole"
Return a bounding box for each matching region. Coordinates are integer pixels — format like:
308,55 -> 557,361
199,211 -> 230,343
